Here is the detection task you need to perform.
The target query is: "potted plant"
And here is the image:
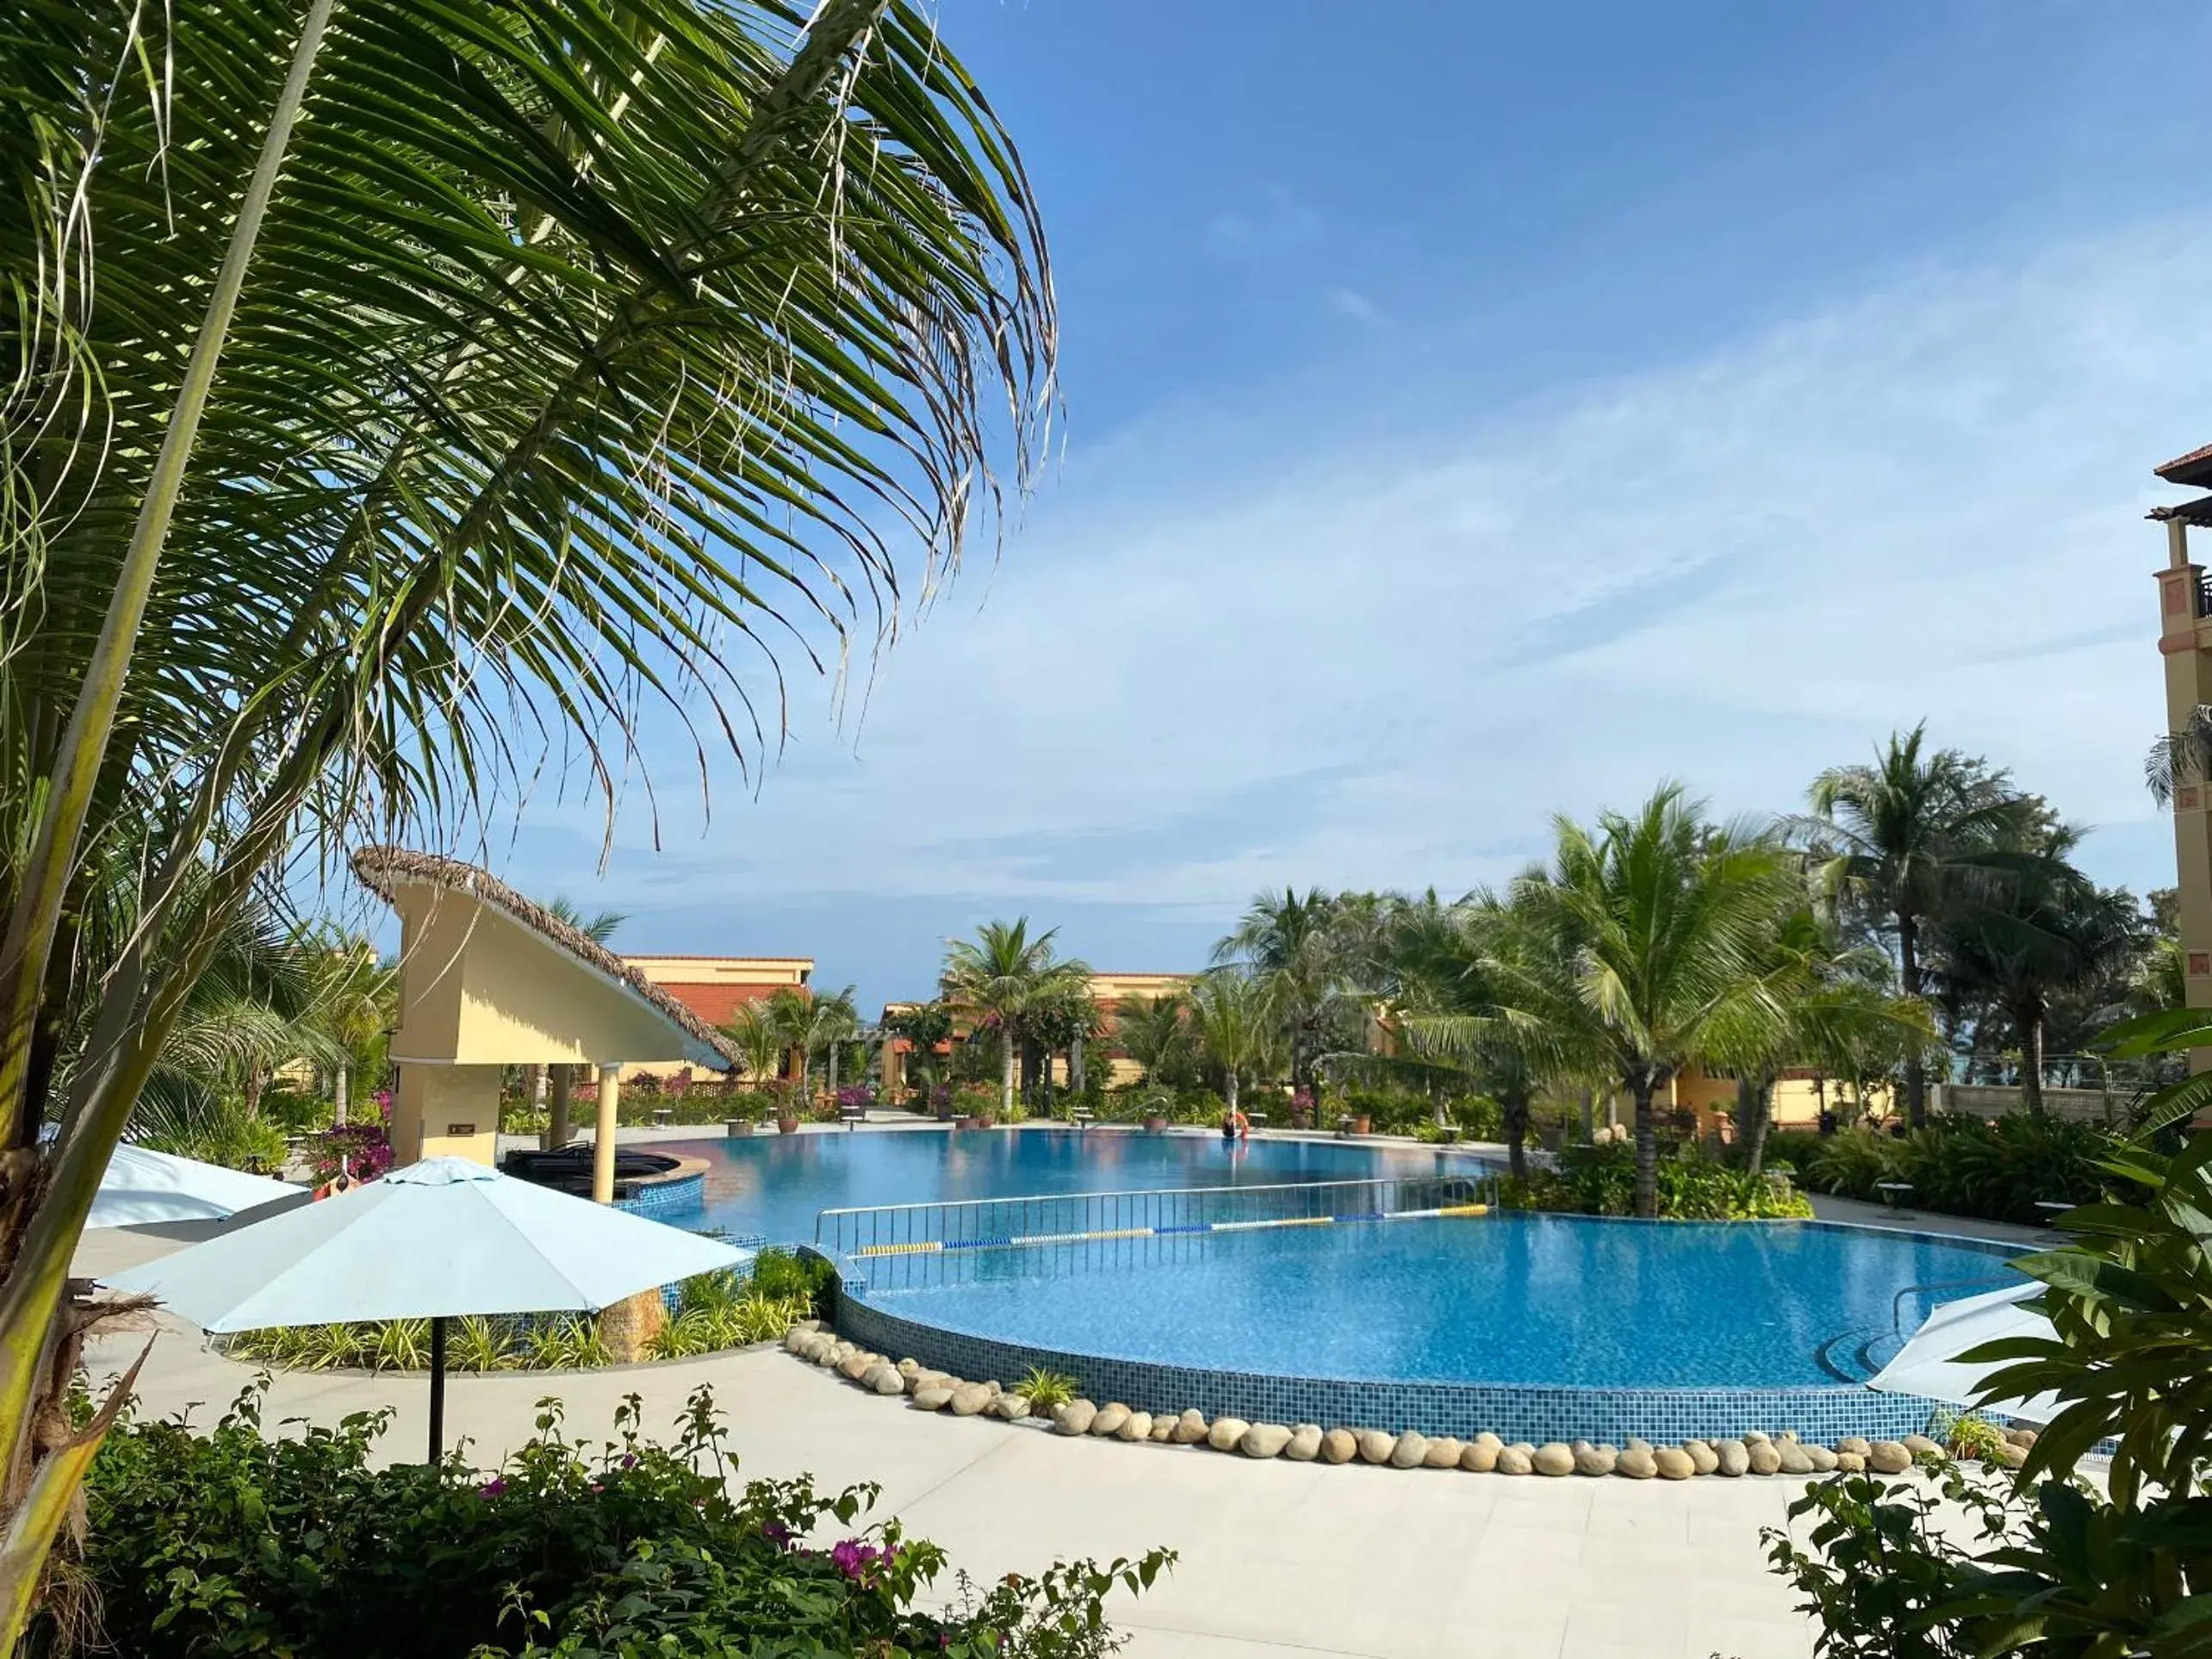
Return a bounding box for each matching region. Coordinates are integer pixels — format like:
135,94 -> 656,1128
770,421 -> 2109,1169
770,1083 -> 800,1135
1138,1090 -> 1170,1134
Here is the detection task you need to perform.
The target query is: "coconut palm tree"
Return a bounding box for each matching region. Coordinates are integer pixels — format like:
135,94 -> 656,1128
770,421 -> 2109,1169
1387,889 -> 1599,1181
813,986 -> 862,1103
939,920 -> 1090,1119
524,898 -> 626,1127
1185,971 -> 1277,1117
1928,833 -> 2141,1113
1799,726 -> 2041,1126
1213,888 -> 1357,1106
1516,786 -> 1796,1217
1113,993 -> 1194,1089
766,984 -> 860,1104
0,0 -> 1052,1620
295,934 -> 395,1128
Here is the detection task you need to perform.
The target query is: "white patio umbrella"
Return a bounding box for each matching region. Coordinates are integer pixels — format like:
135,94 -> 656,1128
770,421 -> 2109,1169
1867,1280 -> 2062,1424
104,1156 -> 751,1458
90,1143 -> 307,1229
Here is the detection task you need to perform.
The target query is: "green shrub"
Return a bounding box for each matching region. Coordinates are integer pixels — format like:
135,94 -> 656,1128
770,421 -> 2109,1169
1793,1115 -> 2116,1225
1500,1140 -> 1812,1221
62,1382 -> 1171,1658
747,1246 -> 836,1313
135,1098 -> 291,1173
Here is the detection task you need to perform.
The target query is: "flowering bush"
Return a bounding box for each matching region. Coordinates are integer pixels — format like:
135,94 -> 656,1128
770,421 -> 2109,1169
836,1083 -> 875,1112
305,1120 -> 394,1184
65,1382 -> 1172,1658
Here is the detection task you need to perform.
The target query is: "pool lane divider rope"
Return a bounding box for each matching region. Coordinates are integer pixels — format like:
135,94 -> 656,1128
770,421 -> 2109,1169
847,1202 -> 1490,1258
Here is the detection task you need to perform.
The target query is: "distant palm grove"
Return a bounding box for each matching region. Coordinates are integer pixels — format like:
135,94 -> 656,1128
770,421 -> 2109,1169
904,725 -> 2178,1221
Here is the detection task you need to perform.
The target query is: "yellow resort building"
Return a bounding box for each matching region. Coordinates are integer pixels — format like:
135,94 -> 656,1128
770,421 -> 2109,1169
879,970 -> 1194,1094
2152,440 -> 2212,1038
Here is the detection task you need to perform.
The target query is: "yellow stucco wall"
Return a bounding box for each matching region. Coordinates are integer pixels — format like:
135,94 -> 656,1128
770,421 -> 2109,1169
393,1063 -> 502,1167
387,885 -> 710,1066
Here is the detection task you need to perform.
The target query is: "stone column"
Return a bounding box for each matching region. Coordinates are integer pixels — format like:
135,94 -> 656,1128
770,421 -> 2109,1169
591,1062 -> 620,1203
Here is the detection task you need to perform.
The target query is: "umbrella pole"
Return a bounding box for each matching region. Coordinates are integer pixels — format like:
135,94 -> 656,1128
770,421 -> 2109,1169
427,1314 -> 447,1463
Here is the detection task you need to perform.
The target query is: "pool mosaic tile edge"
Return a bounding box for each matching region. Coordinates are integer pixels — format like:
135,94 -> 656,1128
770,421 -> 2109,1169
833,1294 -> 1961,1445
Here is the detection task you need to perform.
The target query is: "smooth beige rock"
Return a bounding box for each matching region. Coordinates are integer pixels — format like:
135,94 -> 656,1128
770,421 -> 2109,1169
1460,1438 -> 1500,1473
1357,1429 -> 1397,1465
782,1327 -> 810,1354
1118,1411 -> 1154,1443
1742,1429 -> 1770,1446
1804,1445 -> 1837,1473
863,1364 -> 905,1395
1171,1409 -> 1210,1445
1867,1440 -> 1911,1474
1320,1428 -> 1358,1465
1994,1442 -> 2027,1469
896,1357 -> 922,1379
1777,1440 -> 1815,1476
950,1382 -> 995,1417
1286,1425 -> 1323,1462
1495,1445 -> 1533,1476
1208,1416 -> 1252,1452
1090,1402 -> 1132,1438
1532,1443 -> 1575,1477
1652,1446 -> 1695,1480
1473,1431 -> 1504,1451
1240,1422 -> 1293,1458
1683,1440 -> 1718,1476
1389,1431 -> 1431,1469
1835,1451 -> 1866,1473
989,1394 -> 1031,1420
909,1370 -> 953,1395
1836,1437 -> 1872,1457
911,1386 -> 954,1412
1715,1439 -> 1749,1477
1902,1433 -> 1942,1459
836,1350 -> 876,1381
1617,1445 -> 1658,1480
2004,1426 -> 2038,1449
1150,1416 -> 1176,1442
1054,1400 -> 1097,1435
1424,1436 -> 1464,1469
1748,1440 -> 1782,1476
1573,1441 -> 1617,1476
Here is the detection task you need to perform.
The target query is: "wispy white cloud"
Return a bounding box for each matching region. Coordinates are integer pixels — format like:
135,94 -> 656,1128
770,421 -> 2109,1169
1204,184 -> 1322,258
1326,287 -> 1386,327
513,214 -> 2212,988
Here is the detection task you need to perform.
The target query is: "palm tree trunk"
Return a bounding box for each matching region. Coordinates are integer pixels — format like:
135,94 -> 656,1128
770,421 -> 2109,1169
999,1026 -> 1016,1119
1504,1086 -> 1529,1182
2019,1004 -> 2047,1115
1898,913 -> 1928,1128
826,1043 -> 839,1103
333,1061 -> 350,1129
1744,1078 -> 1775,1175
1225,1066 -> 1240,1115
1631,1076 -> 1659,1218
1070,1033 -> 1086,1097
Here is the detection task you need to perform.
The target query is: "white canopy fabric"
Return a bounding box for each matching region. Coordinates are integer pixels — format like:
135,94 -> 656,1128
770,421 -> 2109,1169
1867,1280 -> 2062,1424
103,1155 -> 749,1330
91,1143 -> 307,1229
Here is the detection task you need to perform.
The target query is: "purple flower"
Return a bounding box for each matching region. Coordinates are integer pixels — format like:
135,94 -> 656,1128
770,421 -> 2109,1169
761,1520 -> 792,1548
477,1477 -> 506,1500
620,1452 -> 637,1468
830,1538 -> 885,1581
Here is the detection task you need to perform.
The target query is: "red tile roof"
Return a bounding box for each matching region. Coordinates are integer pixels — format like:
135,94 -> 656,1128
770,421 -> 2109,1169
2157,442 -> 2212,488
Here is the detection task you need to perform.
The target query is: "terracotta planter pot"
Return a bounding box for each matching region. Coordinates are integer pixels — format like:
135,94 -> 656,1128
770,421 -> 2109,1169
777,1115 -> 801,1134
1350,1115 -> 1372,1135
1143,1115 -> 1168,1134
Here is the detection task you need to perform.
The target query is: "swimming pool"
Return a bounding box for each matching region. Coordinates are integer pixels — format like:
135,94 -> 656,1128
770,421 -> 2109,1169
664,1126 -> 1492,1246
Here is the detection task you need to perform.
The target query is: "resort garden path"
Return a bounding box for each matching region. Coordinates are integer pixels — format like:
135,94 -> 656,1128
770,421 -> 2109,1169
78,1219 -> 1824,1659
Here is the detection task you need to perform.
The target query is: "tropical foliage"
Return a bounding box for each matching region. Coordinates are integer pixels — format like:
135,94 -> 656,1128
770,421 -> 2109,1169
56,1382 -> 1169,1658
939,920 -> 1090,1119
0,0 -> 1053,1629
1765,1010 -> 2212,1656
1499,1140 -> 1812,1221
1767,1115 -> 2118,1226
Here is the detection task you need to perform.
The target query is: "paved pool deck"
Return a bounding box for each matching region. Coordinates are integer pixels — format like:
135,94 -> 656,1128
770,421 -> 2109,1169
76,1215 -> 1827,1659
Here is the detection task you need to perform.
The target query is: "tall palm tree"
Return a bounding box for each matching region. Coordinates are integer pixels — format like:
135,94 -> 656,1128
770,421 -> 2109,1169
1213,888 -> 1352,1107
295,934 -> 395,1128
529,898 -> 626,1122
813,986 -> 861,1103
1388,889 -> 1598,1181
766,984 -> 859,1103
1518,786 -> 1795,1217
0,0 -> 1052,1617
1799,725 -> 2039,1126
1185,971 -> 1276,1116
1113,993 -> 1193,1089
1929,834 -> 2141,1112
939,920 -> 1090,1119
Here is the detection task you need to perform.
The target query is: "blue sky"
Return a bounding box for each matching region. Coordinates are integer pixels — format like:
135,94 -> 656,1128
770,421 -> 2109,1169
381,0 -> 2212,1009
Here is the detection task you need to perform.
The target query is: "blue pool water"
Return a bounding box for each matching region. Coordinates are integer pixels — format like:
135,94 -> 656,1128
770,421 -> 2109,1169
852,1211 -> 2022,1390
665,1127 -> 1488,1247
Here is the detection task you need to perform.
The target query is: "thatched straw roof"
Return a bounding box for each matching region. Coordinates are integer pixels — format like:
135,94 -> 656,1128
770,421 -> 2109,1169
350,846 -> 737,1069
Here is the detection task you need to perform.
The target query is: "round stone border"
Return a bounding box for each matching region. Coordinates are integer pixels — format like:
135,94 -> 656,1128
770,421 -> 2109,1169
781,1322 -> 2036,1479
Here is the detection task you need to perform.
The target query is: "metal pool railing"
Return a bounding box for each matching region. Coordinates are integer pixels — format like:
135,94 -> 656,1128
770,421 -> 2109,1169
814,1172 -> 1496,1261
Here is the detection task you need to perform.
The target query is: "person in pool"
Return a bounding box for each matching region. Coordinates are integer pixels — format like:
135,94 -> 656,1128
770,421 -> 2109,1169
1219,1107 -> 1249,1141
